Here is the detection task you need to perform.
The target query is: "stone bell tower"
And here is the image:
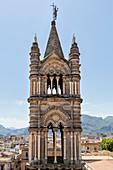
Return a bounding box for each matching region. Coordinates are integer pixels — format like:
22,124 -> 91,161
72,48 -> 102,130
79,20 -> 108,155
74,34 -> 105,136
27,7 -> 84,170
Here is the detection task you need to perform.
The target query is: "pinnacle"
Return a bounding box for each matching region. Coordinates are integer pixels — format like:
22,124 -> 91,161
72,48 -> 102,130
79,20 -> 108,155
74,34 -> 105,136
69,36 -> 79,55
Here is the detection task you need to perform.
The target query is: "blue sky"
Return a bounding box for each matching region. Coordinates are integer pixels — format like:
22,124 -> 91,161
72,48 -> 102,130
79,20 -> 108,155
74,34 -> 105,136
0,0 -> 113,128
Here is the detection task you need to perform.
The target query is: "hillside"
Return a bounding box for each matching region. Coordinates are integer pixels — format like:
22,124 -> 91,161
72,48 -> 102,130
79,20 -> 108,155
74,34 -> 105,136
0,114 -> 113,135
82,114 -> 113,134
0,125 -> 28,136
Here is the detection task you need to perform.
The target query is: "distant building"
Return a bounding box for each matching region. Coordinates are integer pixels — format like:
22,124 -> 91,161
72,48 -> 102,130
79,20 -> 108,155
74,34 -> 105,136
0,157 -> 14,170
21,147 -> 28,170
81,138 -> 100,152
0,151 -> 21,170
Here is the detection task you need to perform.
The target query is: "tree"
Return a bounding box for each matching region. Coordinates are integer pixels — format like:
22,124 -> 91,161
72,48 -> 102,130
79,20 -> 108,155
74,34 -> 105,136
100,138 -> 113,152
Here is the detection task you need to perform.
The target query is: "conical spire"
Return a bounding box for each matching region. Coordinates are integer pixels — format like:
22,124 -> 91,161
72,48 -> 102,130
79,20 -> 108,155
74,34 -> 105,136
44,21 -> 64,58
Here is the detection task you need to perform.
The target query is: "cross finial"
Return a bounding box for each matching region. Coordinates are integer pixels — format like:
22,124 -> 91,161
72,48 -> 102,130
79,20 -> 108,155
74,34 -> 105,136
50,3 -> 58,21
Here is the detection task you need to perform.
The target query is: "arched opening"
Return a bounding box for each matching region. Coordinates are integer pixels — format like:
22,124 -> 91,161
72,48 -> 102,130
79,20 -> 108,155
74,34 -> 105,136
47,123 -> 54,163
47,74 -> 51,94
47,74 -> 63,95
59,74 -> 63,94
94,147 -> 96,151
47,122 -> 64,163
53,74 -> 57,94
26,152 -> 28,159
1,165 -> 4,170
57,123 -> 63,163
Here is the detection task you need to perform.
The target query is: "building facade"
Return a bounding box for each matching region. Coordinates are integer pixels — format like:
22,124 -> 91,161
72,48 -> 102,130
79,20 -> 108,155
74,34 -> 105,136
27,19 -> 84,170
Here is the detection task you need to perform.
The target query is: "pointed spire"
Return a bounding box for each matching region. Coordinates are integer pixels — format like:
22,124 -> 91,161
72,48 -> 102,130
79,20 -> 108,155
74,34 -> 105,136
44,21 -> 64,58
69,35 -> 80,58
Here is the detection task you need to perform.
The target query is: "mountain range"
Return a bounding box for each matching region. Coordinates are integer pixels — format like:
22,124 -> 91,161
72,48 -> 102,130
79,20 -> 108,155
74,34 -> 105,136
0,114 -> 113,136
82,114 -> 113,134
0,125 -> 28,136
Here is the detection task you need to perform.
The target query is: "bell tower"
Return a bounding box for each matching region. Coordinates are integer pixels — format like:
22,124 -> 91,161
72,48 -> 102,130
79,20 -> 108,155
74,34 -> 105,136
27,6 -> 84,170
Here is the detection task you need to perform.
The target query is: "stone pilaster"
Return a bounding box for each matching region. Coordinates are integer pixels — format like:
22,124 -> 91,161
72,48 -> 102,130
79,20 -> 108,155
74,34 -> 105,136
74,132 -> 77,162
33,80 -> 35,95
34,132 -> 37,161
70,131 -> 73,163
29,132 -> 32,163
39,77 -> 41,95
38,131 -> 40,163
63,76 -> 66,95
70,81 -> 72,95
78,81 -> 80,95
78,133 -> 81,160
63,130 -> 66,162
37,78 -> 39,94
71,81 -> 73,95
30,80 -> 32,96
44,76 -> 48,94
44,128 -> 48,163
75,81 -> 77,94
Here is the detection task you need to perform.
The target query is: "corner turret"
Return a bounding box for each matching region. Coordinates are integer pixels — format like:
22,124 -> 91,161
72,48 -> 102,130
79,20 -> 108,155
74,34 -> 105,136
69,35 -> 80,59
69,35 -> 81,75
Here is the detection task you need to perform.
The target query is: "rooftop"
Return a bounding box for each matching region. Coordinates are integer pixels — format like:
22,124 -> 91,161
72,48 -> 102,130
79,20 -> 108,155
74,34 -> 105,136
85,160 -> 113,170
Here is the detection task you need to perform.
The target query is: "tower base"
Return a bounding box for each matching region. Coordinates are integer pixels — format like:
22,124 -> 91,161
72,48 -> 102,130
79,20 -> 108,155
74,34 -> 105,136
26,162 -> 85,170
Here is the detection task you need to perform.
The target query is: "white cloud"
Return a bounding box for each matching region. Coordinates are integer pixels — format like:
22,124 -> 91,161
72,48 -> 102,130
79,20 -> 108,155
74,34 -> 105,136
81,110 -> 90,115
82,102 -> 90,106
0,117 -> 28,129
16,100 -> 27,106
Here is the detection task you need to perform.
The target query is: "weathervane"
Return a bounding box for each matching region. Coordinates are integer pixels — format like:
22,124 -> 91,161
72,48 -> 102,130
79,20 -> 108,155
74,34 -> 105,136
51,3 -> 58,21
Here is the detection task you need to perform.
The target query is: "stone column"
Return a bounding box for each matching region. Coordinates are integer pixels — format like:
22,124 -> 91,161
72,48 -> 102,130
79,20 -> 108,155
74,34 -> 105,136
30,80 -> 32,96
56,76 -> 60,94
41,131 -> 44,163
33,81 -> 35,95
44,76 -> 48,94
70,81 -> 72,95
63,76 -> 65,95
71,81 -> 73,95
53,128 -> 58,163
78,81 -> 80,95
78,133 -> 81,160
66,77 -> 69,95
34,132 -> 37,161
45,129 -> 48,163
63,131 -> 66,161
70,131 -> 73,163
50,76 -> 54,94
74,132 -> 77,162
75,81 -> 77,94
29,132 -> 32,163
38,131 -> 40,163
38,77 -> 41,95
37,79 -> 39,94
